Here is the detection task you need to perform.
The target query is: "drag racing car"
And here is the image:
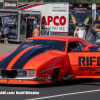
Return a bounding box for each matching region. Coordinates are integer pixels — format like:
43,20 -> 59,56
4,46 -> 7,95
0,36 -> 99,85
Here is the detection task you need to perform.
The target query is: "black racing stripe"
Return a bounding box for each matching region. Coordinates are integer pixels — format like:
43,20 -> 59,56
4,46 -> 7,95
12,46 -> 47,70
18,4 -> 30,9
0,47 -> 28,69
18,3 -> 44,9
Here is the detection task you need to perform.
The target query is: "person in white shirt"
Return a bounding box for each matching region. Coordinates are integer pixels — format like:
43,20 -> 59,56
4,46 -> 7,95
74,26 -> 79,37
75,27 -> 86,40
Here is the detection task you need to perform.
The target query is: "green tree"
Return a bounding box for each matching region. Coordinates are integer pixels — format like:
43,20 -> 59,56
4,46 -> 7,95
18,0 -> 100,3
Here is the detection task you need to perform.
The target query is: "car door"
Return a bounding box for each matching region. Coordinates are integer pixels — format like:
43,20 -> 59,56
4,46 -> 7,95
67,41 -> 100,78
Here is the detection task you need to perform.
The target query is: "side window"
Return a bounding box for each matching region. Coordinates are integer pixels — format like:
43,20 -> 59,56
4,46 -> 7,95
78,42 -> 85,50
68,41 -> 82,52
88,47 -> 98,52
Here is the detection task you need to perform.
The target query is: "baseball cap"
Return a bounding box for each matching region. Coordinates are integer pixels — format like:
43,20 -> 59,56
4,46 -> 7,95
79,27 -> 84,30
37,25 -> 39,27
75,26 -> 79,30
93,20 -> 100,25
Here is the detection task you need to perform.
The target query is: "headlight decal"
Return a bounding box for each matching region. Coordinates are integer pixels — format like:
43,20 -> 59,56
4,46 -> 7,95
17,70 -> 27,77
27,70 -> 36,77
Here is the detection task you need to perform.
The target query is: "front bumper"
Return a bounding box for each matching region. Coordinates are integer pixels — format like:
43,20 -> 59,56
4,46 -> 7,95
0,77 -> 52,84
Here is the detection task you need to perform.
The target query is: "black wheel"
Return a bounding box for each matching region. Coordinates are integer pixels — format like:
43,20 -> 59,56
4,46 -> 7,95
52,69 -> 58,85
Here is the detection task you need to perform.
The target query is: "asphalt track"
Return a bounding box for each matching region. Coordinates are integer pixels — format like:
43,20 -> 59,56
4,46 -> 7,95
0,43 -> 100,100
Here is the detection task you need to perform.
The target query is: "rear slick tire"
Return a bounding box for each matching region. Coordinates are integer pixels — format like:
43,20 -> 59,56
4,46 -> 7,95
52,69 -> 58,85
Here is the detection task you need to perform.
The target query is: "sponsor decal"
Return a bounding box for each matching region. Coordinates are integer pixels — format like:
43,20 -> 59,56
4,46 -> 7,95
42,16 -> 66,31
69,3 -> 92,10
4,2 -> 16,8
4,2 -> 7,7
96,4 -> 100,10
78,67 -> 100,75
42,16 -> 66,26
74,8 -> 87,10
97,5 -> 100,8
78,56 -> 100,74
25,40 -> 34,42
79,4 -> 82,7
75,11 -> 86,13
70,4 -> 73,7
78,57 -> 100,66
52,7 -> 67,12
78,67 -> 100,71
78,67 -> 100,74
4,1 -> 17,9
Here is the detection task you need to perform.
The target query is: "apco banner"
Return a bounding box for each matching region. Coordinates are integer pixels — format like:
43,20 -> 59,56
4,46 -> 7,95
4,0 -> 17,9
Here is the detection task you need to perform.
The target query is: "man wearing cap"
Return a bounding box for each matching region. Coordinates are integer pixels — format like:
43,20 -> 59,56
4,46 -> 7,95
32,25 -> 40,37
86,20 -> 100,44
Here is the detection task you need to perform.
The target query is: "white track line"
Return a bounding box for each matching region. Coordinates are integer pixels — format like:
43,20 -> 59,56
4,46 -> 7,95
26,89 -> 100,100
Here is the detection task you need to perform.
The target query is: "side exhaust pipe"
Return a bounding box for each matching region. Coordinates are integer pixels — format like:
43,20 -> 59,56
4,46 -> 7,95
61,75 -> 74,80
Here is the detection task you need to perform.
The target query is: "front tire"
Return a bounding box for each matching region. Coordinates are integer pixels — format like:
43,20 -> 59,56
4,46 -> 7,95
52,69 -> 58,85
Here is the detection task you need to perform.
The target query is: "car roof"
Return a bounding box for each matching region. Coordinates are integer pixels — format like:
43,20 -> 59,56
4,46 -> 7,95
26,35 -> 87,42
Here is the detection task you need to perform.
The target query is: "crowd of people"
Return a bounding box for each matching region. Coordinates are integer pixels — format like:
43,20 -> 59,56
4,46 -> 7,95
0,19 -> 100,45
0,20 -> 52,44
32,22 -> 51,37
74,20 -> 100,44
32,19 -> 100,45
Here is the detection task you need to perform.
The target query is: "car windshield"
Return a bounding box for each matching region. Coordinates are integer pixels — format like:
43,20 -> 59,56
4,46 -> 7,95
17,39 -> 66,52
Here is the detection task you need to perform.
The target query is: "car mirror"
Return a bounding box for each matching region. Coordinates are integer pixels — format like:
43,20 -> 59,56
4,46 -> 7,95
83,43 -> 87,46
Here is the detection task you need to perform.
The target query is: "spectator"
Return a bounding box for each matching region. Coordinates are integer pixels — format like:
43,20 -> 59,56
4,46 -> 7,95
33,21 -> 37,30
32,25 -> 40,37
42,26 -> 47,36
47,26 -> 52,35
4,25 -> 9,44
41,29 -> 44,36
26,21 -> 32,37
0,26 -> 2,43
86,20 -> 100,44
74,26 -> 79,37
75,27 -> 86,40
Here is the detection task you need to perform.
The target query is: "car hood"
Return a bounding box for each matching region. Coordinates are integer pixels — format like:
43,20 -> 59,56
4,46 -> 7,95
0,46 -> 66,70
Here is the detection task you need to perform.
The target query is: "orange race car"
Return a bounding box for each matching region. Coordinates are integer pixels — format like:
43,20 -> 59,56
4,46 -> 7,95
0,36 -> 99,85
